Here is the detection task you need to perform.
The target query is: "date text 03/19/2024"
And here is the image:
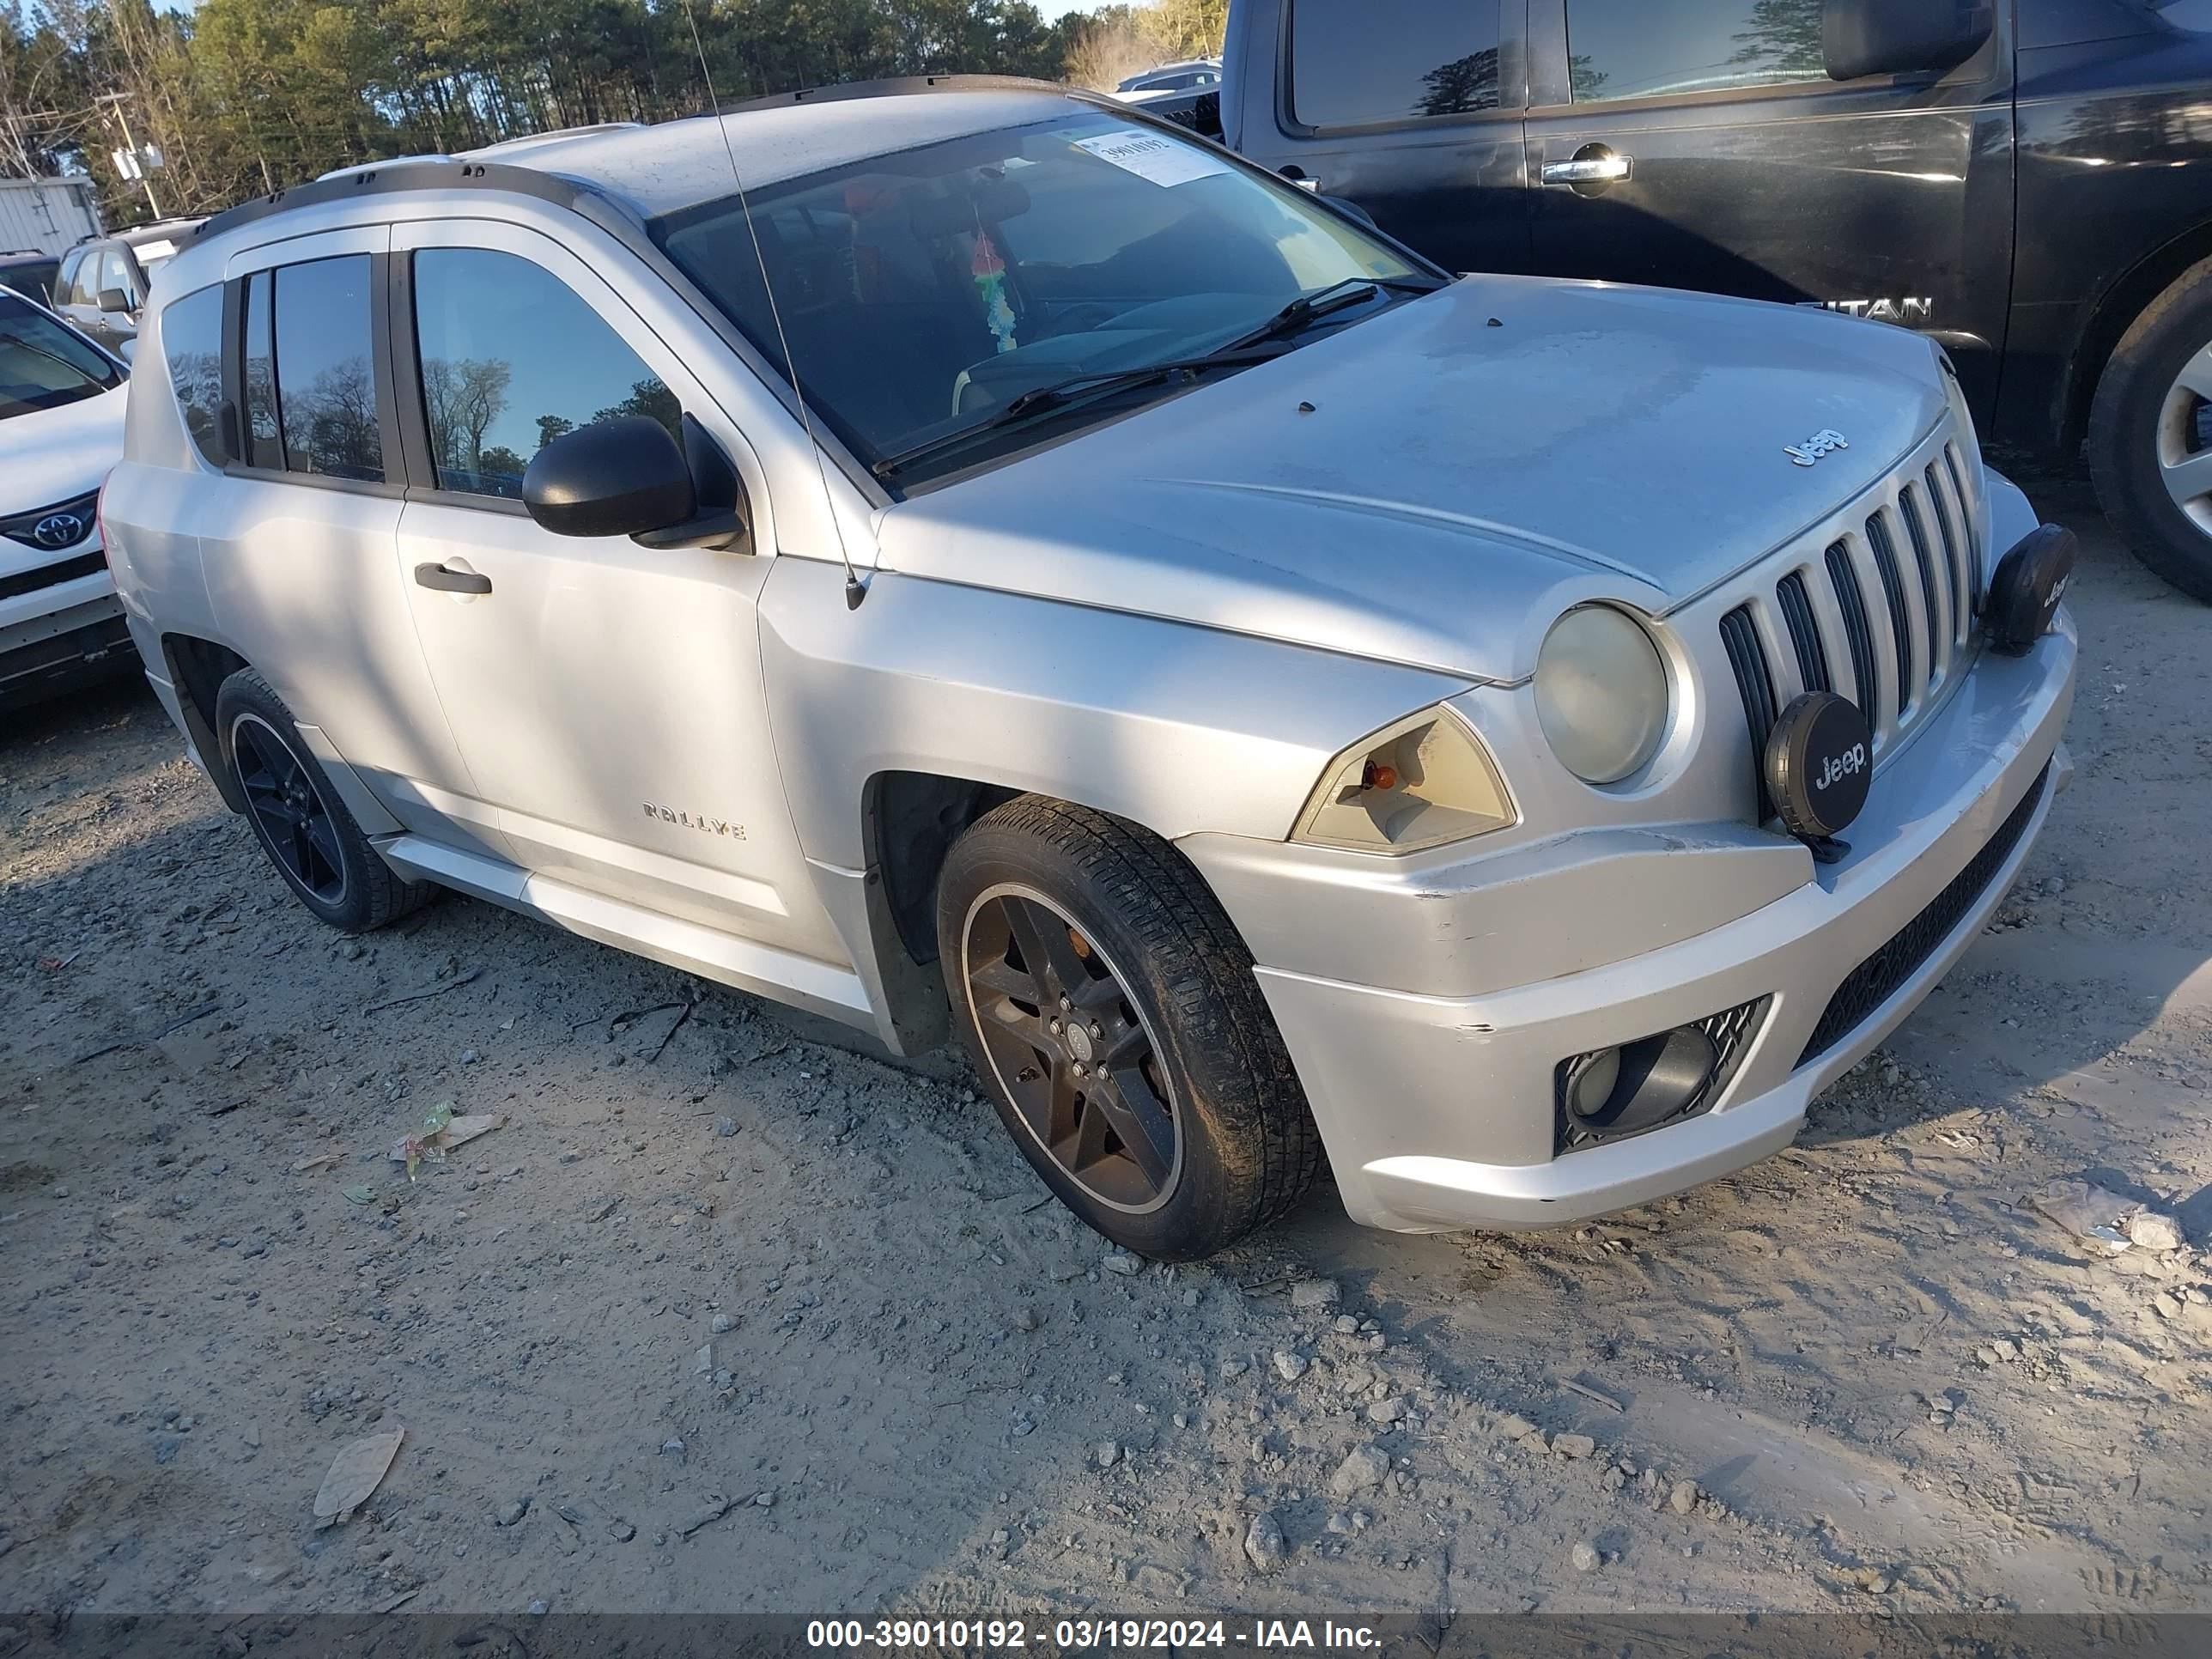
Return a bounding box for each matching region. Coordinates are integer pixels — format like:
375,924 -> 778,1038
804,1619 -> 1383,1650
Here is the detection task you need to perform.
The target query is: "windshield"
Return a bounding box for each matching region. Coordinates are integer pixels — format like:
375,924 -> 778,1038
0,294 -> 123,421
653,109 -> 1430,480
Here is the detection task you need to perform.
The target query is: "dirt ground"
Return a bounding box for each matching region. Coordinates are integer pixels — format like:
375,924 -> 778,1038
2,457 -> 2208,1632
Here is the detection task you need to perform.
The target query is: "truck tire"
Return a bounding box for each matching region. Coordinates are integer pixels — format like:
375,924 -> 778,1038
214,668 -> 432,933
2088,255 -> 2212,603
937,796 -> 1322,1260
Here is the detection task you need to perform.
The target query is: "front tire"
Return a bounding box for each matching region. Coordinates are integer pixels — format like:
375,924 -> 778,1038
936,797 -> 1321,1261
215,668 -> 430,933
2088,255 -> 2212,603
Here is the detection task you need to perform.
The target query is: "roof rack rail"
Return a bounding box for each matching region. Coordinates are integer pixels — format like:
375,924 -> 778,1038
317,154 -> 458,183
720,72 -> 1067,113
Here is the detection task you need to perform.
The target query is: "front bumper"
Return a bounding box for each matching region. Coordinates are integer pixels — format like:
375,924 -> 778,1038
1181,572 -> 2076,1237
0,575 -> 131,708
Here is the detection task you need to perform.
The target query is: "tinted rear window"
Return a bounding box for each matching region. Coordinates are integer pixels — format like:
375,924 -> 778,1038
162,284 -> 227,465
270,255 -> 382,482
1290,0 -> 1502,129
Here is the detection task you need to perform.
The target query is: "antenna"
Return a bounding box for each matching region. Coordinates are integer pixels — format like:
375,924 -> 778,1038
678,0 -> 870,611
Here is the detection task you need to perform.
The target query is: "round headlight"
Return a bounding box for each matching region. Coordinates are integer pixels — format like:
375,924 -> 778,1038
1534,605 -> 1670,784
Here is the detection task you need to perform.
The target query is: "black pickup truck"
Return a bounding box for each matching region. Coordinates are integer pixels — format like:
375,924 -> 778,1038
1206,0 -> 2212,602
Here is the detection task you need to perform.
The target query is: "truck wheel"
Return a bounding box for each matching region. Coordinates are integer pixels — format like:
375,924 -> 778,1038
937,796 -> 1321,1261
215,669 -> 430,933
2088,256 -> 2212,603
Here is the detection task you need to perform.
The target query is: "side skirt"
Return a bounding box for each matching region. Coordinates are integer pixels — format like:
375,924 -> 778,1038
374,833 -> 878,1035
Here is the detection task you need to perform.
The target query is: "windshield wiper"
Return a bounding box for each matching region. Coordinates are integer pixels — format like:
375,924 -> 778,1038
872,348 -> 1286,480
1215,276 -> 1449,356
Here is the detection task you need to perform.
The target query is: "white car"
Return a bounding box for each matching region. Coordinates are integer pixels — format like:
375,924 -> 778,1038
0,283 -> 131,709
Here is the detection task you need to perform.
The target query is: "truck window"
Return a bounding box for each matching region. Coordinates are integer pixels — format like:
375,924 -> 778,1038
1563,0 -> 1829,104
95,248 -> 131,301
270,255 -> 383,483
161,284 -> 228,466
409,247 -> 677,502
1288,0 -> 1501,130
55,248 -> 89,307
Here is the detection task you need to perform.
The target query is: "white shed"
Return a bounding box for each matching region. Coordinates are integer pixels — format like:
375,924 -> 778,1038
0,176 -> 103,257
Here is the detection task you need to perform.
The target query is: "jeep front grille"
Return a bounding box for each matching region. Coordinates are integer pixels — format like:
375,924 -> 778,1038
1720,438 -> 1981,818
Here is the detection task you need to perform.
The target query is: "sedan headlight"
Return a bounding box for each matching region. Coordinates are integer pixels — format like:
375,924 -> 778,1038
1294,708 -> 1515,854
1533,605 -> 1670,784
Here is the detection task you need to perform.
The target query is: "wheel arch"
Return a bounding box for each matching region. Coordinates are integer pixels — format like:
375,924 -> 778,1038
161,633 -> 252,813
2059,220 -> 2212,454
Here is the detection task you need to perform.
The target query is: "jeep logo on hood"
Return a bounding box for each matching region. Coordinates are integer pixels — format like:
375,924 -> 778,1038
1784,429 -> 1850,468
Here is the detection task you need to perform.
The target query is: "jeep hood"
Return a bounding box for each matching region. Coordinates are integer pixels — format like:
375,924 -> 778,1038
874,274 -> 1950,682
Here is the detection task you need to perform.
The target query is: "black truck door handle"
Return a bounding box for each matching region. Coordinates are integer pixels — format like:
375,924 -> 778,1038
414,562 -> 492,595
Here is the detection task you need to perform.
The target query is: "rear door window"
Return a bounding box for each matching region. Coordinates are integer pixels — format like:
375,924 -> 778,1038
270,254 -> 383,482
1289,0 -> 1503,129
1563,0 -> 1831,104
408,246 -> 676,501
161,284 -> 228,465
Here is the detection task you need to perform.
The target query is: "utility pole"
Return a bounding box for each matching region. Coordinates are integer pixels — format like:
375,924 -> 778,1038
94,92 -> 163,219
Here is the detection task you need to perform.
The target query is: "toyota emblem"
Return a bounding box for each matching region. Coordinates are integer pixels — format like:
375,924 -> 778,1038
32,513 -> 87,550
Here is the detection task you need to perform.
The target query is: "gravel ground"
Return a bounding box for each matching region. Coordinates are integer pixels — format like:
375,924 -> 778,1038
1,458 -> 2207,1628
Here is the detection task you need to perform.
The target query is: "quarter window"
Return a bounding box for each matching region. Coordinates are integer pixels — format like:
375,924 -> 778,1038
241,271 -> 281,468
161,284 -> 228,465
1564,0 -> 1830,105
270,255 -> 383,483
409,247 -> 677,501
1289,0 -> 1502,130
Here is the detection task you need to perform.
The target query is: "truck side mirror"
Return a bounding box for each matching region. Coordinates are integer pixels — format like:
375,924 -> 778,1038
97,286 -> 131,314
1825,0 -> 1994,82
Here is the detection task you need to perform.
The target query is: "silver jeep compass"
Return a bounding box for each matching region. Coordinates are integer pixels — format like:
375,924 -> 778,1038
101,82 -> 2077,1259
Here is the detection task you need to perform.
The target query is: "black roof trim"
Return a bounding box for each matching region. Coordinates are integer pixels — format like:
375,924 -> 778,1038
191,159 -> 624,247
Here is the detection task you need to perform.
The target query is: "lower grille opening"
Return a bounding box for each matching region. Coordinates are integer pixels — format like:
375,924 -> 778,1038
0,550 -> 105,604
1797,762 -> 2051,1067
1555,998 -> 1769,1157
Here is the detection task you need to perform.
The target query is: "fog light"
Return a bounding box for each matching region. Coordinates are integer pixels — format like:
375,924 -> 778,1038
1988,523 -> 2075,654
1559,1026 -> 1720,1146
1564,1047 -> 1622,1120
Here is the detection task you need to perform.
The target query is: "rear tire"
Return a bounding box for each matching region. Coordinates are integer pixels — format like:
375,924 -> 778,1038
215,669 -> 430,933
2088,256 -> 2212,603
936,796 -> 1321,1261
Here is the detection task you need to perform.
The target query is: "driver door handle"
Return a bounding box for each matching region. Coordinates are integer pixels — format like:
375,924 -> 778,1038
1541,154 -> 1634,186
414,562 -> 492,595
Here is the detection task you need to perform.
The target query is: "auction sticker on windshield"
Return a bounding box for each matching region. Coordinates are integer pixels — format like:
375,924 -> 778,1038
1072,128 -> 1232,187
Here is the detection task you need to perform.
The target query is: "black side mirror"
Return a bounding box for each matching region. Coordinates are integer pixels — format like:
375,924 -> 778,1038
520,413 -> 751,553
523,416 -> 696,539
1825,0 -> 1993,81
96,286 -> 131,313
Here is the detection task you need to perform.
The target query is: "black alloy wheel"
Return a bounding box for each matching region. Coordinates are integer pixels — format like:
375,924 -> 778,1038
962,884 -> 1180,1212
233,712 -> 348,907
213,667 -> 433,933
936,796 -> 1322,1260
